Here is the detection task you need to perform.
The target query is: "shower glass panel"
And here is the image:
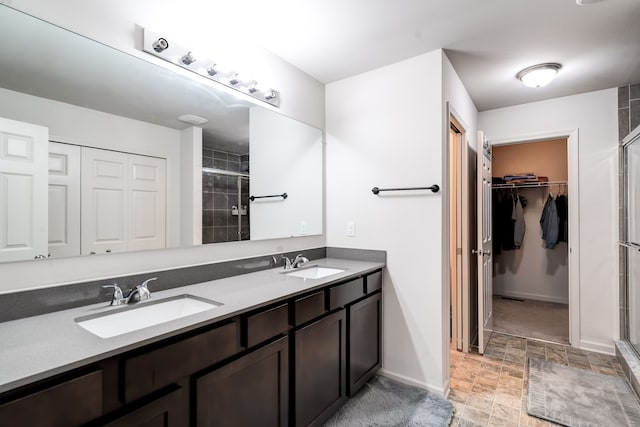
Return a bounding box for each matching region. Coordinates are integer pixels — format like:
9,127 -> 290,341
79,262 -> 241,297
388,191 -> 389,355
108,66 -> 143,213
202,148 -> 250,244
629,139 -> 640,245
623,128 -> 640,356
629,249 -> 640,351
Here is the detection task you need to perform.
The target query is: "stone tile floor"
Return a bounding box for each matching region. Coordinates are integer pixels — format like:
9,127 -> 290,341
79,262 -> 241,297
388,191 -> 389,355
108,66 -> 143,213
448,333 -> 628,426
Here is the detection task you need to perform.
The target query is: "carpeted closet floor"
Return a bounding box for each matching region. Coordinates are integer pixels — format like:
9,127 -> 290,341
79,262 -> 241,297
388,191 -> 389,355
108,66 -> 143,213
448,333 -> 627,426
492,296 -> 569,344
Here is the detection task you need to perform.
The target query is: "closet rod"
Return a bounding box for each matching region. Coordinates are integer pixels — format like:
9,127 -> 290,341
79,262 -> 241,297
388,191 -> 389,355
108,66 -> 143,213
492,181 -> 567,190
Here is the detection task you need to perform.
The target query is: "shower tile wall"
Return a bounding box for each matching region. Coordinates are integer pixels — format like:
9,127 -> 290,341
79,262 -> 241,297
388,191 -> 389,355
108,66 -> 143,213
618,83 -> 640,141
202,148 -> 250,244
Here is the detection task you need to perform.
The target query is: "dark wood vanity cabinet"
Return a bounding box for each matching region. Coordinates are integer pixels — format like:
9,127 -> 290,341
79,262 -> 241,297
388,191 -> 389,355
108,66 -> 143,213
294,310 -> 347,427
347,292 -> 382,396
99,385 -> 183,427
196,337 -> 289,427
0,268 -> 383,427
0,369 -> 103,427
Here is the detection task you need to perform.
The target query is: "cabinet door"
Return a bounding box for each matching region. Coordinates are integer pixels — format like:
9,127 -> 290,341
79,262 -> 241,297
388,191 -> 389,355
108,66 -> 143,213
81,147 -> 128,254
347,292 -> 382,396
0,117 -> 48,262
48,142 -> 81,258
101,386 -> 182,427
295,310 -> 346,427
0,369 -> 102,427
196,337 -> 288,427
128,154 -> 166,251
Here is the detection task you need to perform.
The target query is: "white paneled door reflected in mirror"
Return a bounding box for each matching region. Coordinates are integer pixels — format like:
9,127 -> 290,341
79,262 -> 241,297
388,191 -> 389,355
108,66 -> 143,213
0,5 -> 323,264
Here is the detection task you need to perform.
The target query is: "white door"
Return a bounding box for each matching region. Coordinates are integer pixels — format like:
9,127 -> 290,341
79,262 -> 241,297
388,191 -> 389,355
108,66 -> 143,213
477,130 -> 493,353
0,117 -> 48,262
128,154 -> 166,251
81,147 -> 128,255
48,142 -> 81,258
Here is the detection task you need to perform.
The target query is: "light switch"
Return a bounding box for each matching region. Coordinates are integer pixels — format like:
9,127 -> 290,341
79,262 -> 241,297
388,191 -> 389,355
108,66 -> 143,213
347,221 -> 356,237
300,221 -> 308,235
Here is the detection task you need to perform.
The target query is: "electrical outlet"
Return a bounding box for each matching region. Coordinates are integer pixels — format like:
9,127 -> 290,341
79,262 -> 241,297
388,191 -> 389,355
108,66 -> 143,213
300,221 -> 308,235
347,221 -> 356,237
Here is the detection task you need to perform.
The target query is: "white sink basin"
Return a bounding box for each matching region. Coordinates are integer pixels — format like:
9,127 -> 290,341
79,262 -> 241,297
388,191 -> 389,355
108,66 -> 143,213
285,266 -> 345,279
76,295 -> 222,338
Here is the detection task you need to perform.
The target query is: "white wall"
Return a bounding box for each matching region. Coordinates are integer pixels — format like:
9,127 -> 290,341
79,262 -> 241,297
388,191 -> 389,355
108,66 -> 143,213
326,49 -> 478,394
478,88 -> 619,353
441,52 -> 479,377
249,108 -> 323,240
0,1 -> 326,293
180,127 -> 203,246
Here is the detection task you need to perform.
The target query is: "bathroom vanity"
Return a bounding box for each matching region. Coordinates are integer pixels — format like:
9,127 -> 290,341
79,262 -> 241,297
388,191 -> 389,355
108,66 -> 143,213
0,258 -> 383,426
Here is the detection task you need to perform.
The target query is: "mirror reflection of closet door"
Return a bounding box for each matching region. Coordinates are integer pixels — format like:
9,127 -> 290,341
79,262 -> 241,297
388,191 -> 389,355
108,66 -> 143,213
128,154 -> 166,252
81,147 -> 128,255
48,142 -> 81,258
0,117 -> 48,262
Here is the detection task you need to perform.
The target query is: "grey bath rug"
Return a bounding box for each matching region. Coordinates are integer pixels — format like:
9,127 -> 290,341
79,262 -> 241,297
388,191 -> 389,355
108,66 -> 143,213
527,357 -> 640,426
323,376 -> 454,427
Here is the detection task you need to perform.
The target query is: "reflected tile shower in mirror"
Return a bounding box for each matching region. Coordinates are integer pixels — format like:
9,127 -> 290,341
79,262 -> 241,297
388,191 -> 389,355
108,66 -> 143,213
202,148 -> 250,243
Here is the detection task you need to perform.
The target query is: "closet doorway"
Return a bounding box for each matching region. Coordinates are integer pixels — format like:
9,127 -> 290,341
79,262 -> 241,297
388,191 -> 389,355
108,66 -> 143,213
490,137 -> 573,344
448,107 -> 477,354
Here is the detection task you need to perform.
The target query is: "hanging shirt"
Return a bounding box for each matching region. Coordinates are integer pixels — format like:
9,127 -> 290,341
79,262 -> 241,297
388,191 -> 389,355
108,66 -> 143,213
540,194 -> 559,249
513,196 -> 526,249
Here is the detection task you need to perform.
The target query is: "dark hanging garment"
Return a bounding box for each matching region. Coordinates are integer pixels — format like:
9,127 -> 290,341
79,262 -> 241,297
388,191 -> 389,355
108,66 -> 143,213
492,191 -> 503,254
555,194 -> 568,243
540,194 -> 559,249
500,193 -> 516,250
512,195 -> 526,249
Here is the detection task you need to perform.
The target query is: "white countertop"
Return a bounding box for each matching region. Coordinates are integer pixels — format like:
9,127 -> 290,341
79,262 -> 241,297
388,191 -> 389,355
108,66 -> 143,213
0,258 -> 383,394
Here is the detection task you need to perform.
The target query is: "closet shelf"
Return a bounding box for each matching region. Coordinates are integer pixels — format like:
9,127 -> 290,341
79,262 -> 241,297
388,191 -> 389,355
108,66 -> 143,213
492,180 -> 567,189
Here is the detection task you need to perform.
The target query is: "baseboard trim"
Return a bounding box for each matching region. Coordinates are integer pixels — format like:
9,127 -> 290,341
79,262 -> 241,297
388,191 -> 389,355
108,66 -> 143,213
493,290 -> 568,305
377,368 -> 446,397
580,339 -> 615,355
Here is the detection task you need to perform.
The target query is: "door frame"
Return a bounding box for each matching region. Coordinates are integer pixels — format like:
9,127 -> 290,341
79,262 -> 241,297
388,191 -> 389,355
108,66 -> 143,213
489,129 -> 580,347
445,103 -> 472,353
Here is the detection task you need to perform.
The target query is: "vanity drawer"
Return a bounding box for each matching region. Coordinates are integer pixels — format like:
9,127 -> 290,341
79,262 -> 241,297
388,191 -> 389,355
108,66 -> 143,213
328,277 -> 365,310
295,291 -> 326,325
124,321 -> 238,402
0,369 -> 102,426
245,303 -> 289,348
365,270 -> 382,294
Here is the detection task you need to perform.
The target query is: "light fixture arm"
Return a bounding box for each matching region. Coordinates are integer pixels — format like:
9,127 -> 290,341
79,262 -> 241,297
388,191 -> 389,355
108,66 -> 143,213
141,28 -> 280,107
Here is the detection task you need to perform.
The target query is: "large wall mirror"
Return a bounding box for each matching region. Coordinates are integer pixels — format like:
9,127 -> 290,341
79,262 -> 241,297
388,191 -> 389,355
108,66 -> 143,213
0,5 -> 323,264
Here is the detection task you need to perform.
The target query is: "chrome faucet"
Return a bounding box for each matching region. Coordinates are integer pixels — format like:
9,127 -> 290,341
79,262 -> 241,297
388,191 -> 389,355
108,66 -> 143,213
292,254 -> 310,268
281,254 -> 310,270
102,277 -> 157,305
125,277 -> 157,303
102,284 -> 125,306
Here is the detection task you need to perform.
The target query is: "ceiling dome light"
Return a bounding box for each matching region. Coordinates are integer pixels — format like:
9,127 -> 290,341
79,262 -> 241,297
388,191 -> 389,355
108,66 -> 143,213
516,63 -> 562,88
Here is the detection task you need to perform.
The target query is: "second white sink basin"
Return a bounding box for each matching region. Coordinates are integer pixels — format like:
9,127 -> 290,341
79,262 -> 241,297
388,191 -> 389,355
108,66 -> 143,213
76,295 -> 222,338
285,266 -> 345,279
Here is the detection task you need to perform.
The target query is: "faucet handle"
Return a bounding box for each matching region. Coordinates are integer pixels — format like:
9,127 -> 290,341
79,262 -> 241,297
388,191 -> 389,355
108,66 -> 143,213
292,254 -> 310,268
102,284 -> 124,306
140,277 -> 157,290
136,277 -> 156,301
280,255 -> 293,270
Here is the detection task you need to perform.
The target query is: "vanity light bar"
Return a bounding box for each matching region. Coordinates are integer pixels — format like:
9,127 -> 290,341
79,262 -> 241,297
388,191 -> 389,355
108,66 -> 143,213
141,28 -> 280,107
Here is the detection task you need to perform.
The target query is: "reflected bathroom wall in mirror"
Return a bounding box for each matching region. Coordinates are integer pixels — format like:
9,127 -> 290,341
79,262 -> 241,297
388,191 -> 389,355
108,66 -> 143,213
0,5 -> 324,264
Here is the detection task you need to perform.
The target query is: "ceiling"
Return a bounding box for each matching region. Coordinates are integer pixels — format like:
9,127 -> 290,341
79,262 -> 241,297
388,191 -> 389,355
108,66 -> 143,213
237,0 -> 640,111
